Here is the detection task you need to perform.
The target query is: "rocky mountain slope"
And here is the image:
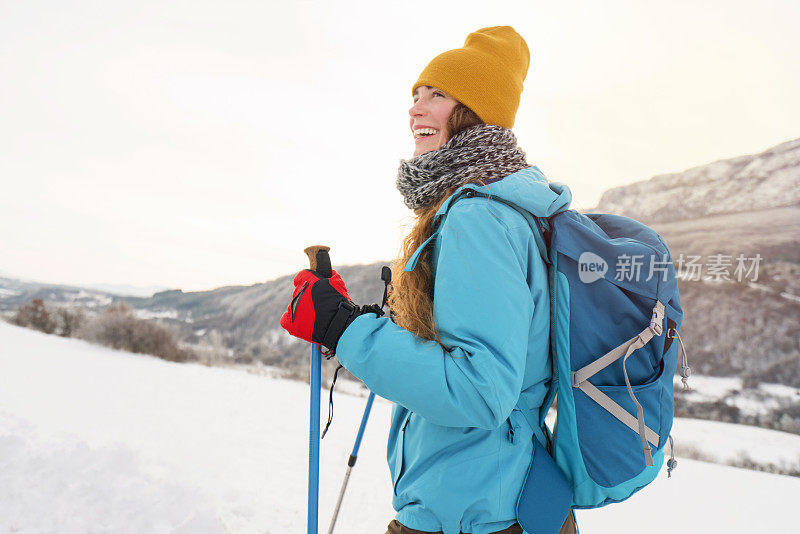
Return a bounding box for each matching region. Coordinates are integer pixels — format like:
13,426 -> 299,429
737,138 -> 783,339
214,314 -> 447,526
589,137 -> 800,223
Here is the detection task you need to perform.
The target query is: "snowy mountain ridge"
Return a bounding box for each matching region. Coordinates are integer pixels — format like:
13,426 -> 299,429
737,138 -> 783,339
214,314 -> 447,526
0,276 -> 165,312
589,137 -> 800,222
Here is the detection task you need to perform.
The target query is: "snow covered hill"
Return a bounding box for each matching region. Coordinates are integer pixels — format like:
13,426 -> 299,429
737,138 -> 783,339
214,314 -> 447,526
589,137 -> 800,223
1,321 -> 799,533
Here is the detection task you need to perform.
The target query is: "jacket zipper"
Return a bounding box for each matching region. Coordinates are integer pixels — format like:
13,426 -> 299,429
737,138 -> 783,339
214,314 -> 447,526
393,412 -> 411,495
507,416 -> 520,444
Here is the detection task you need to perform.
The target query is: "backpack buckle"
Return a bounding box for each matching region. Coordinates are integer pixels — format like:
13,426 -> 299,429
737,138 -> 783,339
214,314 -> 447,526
649,302 -> 664,337
571,371 -> 581,388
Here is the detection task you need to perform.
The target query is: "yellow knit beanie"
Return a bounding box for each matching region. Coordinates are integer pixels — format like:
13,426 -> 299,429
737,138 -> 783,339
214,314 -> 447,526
412,26 -> 530,129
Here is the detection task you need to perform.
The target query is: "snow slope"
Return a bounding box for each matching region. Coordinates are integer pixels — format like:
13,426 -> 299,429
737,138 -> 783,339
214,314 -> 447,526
1,321 -> 799,533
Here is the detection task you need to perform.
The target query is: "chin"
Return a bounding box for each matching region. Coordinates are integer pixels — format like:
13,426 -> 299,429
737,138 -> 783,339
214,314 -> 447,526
413,134 -> 447,156
414,143 -> 438,157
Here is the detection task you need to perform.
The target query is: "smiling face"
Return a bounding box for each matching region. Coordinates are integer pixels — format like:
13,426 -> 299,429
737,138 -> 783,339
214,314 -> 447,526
409,85 -> 459,156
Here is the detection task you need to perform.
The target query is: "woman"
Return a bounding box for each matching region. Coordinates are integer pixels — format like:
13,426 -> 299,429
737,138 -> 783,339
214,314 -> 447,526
281,26 -> 574,534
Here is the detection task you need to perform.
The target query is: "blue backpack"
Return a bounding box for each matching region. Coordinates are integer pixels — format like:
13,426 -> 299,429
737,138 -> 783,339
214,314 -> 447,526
447,183 -> 691,533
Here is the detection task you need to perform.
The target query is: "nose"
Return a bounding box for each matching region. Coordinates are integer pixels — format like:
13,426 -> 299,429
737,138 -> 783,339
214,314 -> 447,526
409,97 -> 427,118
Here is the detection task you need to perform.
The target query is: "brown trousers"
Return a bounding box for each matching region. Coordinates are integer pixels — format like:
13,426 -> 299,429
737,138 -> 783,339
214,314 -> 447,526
384,520 -> 522,534
385,511 -> 577,534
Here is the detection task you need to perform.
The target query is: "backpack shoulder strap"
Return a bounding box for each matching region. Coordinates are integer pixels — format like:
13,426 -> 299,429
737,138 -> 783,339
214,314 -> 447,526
455,188 -> 551,264
448,188 -> 557,447
404,187 -> 551,272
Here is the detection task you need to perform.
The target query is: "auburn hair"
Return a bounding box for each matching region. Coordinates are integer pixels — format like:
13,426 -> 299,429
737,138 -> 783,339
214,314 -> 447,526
388,102 -> 484,348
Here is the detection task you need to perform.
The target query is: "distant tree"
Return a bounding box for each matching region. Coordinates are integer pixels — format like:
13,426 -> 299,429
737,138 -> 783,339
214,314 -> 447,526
55,306 -> 86,337
192,329 -> 230,366
13,298 -> 56,334
77,302 -> 192,363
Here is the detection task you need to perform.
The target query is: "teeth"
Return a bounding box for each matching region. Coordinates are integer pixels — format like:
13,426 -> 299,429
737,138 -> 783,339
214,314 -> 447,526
414,128 -> 439,139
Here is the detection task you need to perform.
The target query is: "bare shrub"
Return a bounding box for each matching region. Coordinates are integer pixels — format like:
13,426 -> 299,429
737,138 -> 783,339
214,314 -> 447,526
277,355 -> 351,386
674,444 -> 800,478
283,365 -> 310,383
234,353 -> 254,365
728,452 -> 800,478
55,306 -> 86,337
676,443 -> 716,463
13,298 -> 56,334
774,403 -> 800,435
77,303 -> 192,363
239,341 -> 284,367
192,329 -> 231,366
676,384 -> 800,436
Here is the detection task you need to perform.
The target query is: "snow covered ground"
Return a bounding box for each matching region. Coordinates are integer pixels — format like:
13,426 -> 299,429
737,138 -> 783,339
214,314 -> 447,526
674,373 -> 800,418
1,321 -> 799,533
672,417 -> 800,467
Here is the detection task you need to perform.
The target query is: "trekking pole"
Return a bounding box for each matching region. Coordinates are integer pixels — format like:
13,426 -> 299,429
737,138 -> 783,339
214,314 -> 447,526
327,266 -> 390,534
304,245 -> 332,534
327,391 -> 376,534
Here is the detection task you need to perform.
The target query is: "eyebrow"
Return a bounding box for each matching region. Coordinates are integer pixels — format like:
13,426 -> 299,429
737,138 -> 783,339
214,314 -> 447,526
413,85 -> 433,98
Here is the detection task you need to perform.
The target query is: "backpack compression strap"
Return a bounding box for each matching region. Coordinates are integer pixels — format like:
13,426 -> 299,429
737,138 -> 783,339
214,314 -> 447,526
571,301 -> 665,467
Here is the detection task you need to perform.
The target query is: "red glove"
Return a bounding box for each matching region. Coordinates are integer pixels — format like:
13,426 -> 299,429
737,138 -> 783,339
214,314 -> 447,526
280,269 -> 382,354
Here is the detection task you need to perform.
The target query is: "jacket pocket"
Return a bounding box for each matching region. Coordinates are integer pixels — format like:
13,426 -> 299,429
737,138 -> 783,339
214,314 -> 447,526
392,411 -> 412,496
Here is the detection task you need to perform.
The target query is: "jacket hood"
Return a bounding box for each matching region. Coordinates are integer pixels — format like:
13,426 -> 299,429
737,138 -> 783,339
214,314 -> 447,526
434,165 -> 572,220
405,166 -> 571,273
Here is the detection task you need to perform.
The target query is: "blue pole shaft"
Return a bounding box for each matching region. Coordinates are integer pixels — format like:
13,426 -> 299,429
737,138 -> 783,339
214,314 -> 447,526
326,391 -> 376,534
351,392 -> 375,458
308,344 -> 322,534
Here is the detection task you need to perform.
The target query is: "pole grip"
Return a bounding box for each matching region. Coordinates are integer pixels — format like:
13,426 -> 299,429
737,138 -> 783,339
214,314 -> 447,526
304,245 -> 332,278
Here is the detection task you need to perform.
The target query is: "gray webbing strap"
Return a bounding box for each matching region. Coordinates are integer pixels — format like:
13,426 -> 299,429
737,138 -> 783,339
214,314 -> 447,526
571,301 -> 665,467
516,394 -> 547,448
571,301 -> 665,386
670,328 -> 692,390
622,346 -> 655,466
577,380 -> 659,448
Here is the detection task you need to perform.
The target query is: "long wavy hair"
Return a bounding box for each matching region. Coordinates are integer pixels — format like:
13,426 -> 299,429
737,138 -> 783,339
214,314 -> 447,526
388,102 -> 484,348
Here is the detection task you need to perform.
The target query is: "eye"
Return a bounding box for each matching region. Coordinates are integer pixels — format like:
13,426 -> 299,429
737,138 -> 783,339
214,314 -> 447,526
433,91 -> 444,98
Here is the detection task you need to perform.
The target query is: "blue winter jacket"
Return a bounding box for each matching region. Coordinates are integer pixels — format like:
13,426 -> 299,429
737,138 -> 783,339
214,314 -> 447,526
337,167 -> 571,534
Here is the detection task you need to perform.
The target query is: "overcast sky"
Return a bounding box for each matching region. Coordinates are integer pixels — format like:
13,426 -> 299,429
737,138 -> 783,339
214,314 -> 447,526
2,0 -> 798,292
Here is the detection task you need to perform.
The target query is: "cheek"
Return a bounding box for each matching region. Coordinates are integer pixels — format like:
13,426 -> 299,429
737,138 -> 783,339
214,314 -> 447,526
433,102 -> 458,131
435,104 -> 456,144
434,105 -> 452,126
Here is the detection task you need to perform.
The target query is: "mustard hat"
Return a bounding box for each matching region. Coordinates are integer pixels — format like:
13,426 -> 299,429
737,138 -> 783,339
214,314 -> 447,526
412,26 -> 530,129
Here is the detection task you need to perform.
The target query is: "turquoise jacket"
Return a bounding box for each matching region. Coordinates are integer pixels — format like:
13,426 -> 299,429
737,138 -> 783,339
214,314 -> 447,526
337,167 -> 571,534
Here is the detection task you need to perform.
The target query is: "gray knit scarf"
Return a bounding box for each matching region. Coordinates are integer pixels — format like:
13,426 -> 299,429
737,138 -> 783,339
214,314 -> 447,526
396,124 -> 529,210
